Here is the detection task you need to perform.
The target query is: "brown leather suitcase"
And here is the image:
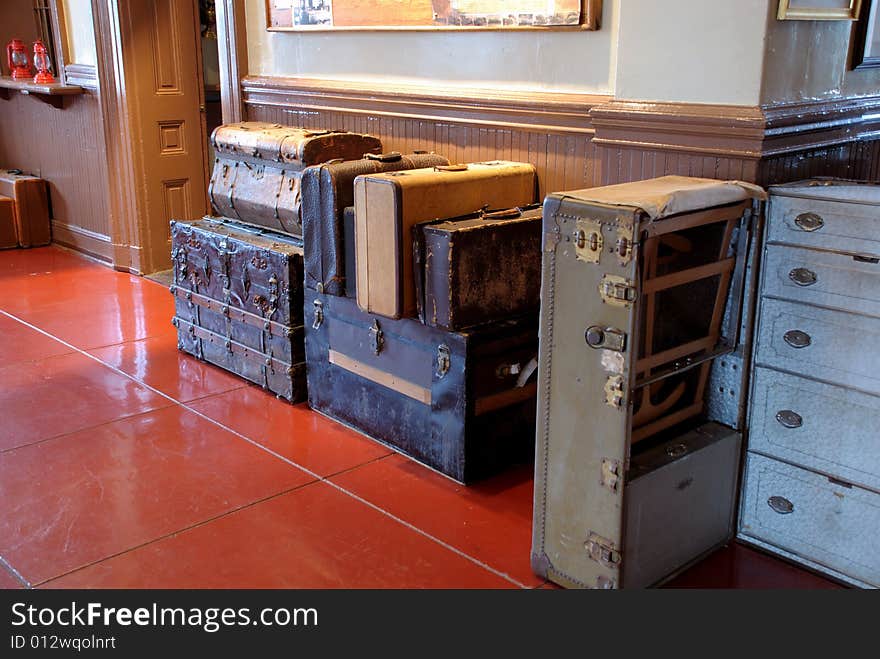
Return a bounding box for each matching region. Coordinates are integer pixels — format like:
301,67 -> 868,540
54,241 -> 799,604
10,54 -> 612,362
353,161 -> 537,319
300,151 -> 449,296
0,169 -> 51,247
208,122 -> 382,236
0,195 -> 17,249
413,205 -> 543,331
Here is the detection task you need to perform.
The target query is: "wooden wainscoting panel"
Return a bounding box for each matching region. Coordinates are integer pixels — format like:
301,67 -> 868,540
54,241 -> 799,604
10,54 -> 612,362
0,89 -> 111,260
243,77 -> 606,196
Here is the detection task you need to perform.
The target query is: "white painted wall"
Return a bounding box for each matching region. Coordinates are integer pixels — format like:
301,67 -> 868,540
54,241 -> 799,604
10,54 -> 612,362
614,0 -> 771,106
61,0 -> 96,67
246,0 -> 620,94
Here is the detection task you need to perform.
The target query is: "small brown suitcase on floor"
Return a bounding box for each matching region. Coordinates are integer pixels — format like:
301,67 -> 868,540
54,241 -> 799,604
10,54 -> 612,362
0,169 -> 51,247
0,195 -> 17,249
412,205 -> 543,330
353,161 -> 537,319
208,122 -> 382,236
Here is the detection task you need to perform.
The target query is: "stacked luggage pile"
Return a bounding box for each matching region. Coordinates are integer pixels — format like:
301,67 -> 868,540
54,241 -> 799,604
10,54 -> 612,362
171,122 -> 545,482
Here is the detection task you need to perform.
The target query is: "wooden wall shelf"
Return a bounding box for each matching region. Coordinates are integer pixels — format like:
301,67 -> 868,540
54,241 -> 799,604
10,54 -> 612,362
0,76 -> 84,108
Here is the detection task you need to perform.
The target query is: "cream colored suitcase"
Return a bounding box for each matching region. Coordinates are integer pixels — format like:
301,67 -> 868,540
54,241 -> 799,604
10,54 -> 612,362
353,161 -> 537,319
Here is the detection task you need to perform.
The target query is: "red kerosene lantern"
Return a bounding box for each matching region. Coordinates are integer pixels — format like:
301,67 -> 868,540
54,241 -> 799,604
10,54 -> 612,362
32,40 -> 54,84
6,38 -> 31,79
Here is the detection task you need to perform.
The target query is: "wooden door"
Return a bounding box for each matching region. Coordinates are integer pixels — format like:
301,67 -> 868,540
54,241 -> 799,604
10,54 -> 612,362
126,0 -> 208,272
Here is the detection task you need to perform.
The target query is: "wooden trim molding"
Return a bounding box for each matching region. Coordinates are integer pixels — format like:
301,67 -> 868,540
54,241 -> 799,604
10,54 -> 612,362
91,0 -> 147,274
51,220 -> 112,263
590,95 -> 880,160
243,74 -> 880,190
64,63 -> 98,89
242,75 -> 605,135
216,0 -> 248,124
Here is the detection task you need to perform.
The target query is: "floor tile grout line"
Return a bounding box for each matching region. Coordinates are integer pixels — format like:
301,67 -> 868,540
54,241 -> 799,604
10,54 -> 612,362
1,309 -> 530,590
0,554 -> 32,589
34,479 -> 320,589
0,402 -> 178,456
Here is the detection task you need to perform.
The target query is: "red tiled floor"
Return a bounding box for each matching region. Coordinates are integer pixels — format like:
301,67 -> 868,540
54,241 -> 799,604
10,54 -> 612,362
188,386 -> 391,477
45,481 -> 516,589
6,281 -> 174,350
664,542 -> 844,589
0,246 -> 850,590
0,352 -> 170,452
0,406 -> 314,586
0,313 -> 73,366
331,455 -> 541,587
89,332 -> 246,403
0,567 -> 23,589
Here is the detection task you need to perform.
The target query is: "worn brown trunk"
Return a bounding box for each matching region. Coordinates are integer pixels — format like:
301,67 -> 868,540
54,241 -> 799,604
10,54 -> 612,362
413,205 -> 543,330
0,169 -> 50,247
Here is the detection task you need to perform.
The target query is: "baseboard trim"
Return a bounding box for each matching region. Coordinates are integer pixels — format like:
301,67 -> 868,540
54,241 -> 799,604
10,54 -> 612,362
51,220 -> 112,263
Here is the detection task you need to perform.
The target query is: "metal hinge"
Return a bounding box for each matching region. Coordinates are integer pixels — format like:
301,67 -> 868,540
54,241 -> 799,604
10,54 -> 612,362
585,532 -> 622,569
369,319 -> 384,355
599,274 -> 637,307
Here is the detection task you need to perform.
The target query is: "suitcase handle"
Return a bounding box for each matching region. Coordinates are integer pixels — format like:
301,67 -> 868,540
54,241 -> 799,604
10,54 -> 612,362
434,164 -> 469,172
365,152 -> 403,163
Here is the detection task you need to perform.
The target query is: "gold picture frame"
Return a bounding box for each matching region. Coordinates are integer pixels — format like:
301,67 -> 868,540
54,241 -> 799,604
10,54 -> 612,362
778,0 -> 862,20
266,0 -> 603,32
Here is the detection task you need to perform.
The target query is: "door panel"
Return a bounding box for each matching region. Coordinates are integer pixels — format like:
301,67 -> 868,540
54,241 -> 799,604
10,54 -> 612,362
130,0 -> 208,271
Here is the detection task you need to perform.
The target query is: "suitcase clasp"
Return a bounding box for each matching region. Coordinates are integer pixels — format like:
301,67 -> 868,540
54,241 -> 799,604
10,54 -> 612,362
369,319 -> 385,355
312,300 -> 324,330
585,532 -> 621,569
436,344 -> 451,378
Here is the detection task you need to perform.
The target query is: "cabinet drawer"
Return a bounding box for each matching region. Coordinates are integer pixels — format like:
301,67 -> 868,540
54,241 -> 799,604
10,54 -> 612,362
768,195 -> 880,257
755,298 -> 880,395
761,244 -> 880,318
748,366 -> 880,492
739,452 -> 880,588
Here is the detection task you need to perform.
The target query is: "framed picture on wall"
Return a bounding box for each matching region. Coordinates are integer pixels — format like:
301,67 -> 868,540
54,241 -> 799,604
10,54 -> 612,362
851,0 -> 880,68
266,0 -> 603,31
777,0 -> 862,20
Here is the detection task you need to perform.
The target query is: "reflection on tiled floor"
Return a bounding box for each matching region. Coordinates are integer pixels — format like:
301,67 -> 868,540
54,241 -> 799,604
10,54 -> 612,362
0,247 -> 845,589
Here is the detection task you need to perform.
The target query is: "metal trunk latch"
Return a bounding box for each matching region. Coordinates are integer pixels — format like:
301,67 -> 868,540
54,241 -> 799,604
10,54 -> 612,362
585,326 -> 627,352
369,319 -> 384,355
574,218 -> 603,263
436,344 -> 451,378
768,496 -> 794,515
599,274 -> 637,307
600,459 -> 622,493
585,532 -> 621,569
604,375 -> 626,408
312,300 -> 324,330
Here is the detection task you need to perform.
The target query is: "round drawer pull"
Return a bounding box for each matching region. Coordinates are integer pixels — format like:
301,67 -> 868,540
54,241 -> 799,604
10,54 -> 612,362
783,330 -> 811,349
789,268 -> 817,286
776,410 -> 803,429
794,212 -> 824,232
768,496 -> 794,515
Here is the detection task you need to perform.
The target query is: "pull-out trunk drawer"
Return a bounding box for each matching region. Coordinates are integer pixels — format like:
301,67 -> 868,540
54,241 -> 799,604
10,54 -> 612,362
748,366 -> 880,493
754,297 -> 880,395
739,452 -> 880,588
